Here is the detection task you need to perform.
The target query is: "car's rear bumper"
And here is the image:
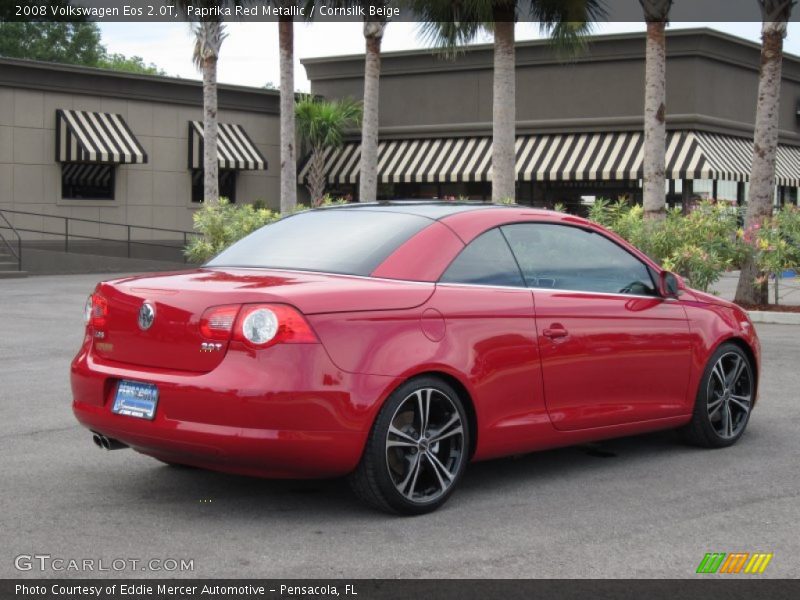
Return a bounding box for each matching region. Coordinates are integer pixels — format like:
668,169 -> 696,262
71,335 -> 399,478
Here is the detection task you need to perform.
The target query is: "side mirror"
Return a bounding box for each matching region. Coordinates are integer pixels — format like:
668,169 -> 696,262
659,271 -> 680,298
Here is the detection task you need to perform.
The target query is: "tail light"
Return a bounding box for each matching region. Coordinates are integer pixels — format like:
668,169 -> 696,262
84,294 -> 108,329
233,304 -> 318,348
199,304 -> 241,340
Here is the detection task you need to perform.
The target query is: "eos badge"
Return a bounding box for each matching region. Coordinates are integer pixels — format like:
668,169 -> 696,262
201,342 -> 223,352
138,302 -> 156,331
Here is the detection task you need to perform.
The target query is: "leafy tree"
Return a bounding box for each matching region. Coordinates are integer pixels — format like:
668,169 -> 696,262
0,22 -> 104,66
0,22 -> 165,75
98,53 -> 164,75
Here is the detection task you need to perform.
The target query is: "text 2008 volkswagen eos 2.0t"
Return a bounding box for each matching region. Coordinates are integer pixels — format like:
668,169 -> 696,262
72,202 -> 760,514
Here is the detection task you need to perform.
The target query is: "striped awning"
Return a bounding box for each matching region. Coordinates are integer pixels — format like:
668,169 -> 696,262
299,131 -> 800,187
298,137 -> 493,185
56,109 -> 147,164
61,163 -> 113,187
694,132 -> 800,187
189,121 -> 267,170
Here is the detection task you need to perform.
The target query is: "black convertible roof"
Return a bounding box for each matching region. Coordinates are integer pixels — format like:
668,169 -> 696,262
316,200 -> 512,220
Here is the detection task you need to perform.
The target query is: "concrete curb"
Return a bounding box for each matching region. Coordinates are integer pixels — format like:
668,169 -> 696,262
747,310 -> 800,325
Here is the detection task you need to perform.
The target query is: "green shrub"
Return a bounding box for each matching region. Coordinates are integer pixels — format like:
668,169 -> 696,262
589,199 -> 739,292
184,196 -> 348,264
744,205 -> 800,303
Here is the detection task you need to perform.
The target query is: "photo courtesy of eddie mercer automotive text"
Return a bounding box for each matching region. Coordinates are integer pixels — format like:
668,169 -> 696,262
72,202 -> 761,515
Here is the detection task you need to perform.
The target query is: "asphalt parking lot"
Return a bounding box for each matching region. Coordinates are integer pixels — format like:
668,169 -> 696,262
1,272 -> 799,579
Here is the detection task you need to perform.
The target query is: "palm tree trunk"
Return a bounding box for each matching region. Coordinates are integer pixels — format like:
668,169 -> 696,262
492,15 -> 516,203
279,16 -> 297,213
734,22 -> 787,305
307,146 -> 326,207
359,19 -> 385,203
642,20 -> 667,220
203,55 -> 219,204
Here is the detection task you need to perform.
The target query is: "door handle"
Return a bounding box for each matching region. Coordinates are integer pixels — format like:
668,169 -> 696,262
543,324 -> 568,339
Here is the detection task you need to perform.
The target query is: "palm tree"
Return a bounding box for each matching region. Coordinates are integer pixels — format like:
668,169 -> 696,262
301,1 -> 387,202
296,96 -> 363,205
278,14 -> 297,213
640,0 -> 672,220
191,20 -> 227,204
412,0 -> 606,203
360,14 -> 388,203
734,0 -> 795,305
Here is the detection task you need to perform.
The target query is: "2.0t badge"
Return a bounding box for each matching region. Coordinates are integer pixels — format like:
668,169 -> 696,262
138,302 -> 155,331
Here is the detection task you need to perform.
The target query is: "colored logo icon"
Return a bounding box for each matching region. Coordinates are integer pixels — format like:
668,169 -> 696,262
696,552 -> 773,574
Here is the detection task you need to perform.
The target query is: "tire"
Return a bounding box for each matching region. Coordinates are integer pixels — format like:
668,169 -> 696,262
683,343 -> 755,448
349,376 -> 470,515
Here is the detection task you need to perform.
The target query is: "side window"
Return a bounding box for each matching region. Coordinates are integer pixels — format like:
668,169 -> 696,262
440,228 -> 525,287
501,223 -> 656,296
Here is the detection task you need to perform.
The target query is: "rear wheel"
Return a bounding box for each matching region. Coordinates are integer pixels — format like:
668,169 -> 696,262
683,343 -> 754,448
349,376 -> 469,515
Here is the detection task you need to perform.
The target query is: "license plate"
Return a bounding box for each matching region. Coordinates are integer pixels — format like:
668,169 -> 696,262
112,380 -> 159,420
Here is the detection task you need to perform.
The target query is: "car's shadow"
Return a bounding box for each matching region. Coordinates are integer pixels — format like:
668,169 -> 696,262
104,429 -> 709,518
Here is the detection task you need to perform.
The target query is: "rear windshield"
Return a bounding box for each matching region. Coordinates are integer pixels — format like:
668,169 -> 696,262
206,209 -> 433,276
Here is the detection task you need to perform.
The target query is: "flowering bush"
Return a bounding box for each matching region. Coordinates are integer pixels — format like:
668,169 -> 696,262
740,206 -> 800,303
185,196 -> 347,263
589,199 -> 740,292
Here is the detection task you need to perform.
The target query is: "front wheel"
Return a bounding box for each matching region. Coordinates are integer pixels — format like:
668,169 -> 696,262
683,343 -> 755,448
349,377 -> 470,515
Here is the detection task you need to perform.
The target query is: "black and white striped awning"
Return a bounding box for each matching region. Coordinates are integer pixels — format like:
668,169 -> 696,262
61,163 -> 113,187
299,131 -> 800,187
56,109 -> 147,164
694,132 -> 800,187
188,121 -> 267,170
298,137 -> 493,185
517,131 -> 707,181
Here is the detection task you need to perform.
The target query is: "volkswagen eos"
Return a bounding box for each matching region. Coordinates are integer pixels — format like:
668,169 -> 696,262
72,202 -> 760,514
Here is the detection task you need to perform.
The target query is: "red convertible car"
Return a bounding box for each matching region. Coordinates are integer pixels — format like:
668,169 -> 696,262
72,202 -> 760,514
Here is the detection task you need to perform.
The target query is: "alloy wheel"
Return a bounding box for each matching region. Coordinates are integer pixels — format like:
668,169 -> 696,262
385,387 -> 465,504
706,351 -> 753,439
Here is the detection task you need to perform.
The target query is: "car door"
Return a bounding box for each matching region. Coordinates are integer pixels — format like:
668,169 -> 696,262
501,222 -> 693,431
435,227 -> 547,458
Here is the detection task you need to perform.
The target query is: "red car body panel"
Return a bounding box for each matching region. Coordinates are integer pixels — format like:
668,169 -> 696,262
71,205 -> 761,478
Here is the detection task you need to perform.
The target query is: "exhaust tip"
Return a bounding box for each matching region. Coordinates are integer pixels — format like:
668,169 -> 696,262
91,432 -> 128,450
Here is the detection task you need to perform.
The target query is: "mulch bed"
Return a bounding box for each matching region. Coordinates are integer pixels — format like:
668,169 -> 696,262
735,303 -> 800,313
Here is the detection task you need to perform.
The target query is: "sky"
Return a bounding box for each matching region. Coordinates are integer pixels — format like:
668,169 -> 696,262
97,21 -> 800,92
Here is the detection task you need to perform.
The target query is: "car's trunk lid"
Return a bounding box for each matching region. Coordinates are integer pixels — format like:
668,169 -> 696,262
92,268 -> 434,372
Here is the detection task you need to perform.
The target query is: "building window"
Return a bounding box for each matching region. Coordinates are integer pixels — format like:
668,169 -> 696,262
191,170 -> 237,203
61,164 -> 115,200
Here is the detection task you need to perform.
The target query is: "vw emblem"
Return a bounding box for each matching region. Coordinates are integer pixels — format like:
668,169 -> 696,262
138,302 -> 156,331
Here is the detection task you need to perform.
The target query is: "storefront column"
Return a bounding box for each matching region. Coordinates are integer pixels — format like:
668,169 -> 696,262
668,179 -> 675,208
681,179 -> 693,215
532,182 -> 547,208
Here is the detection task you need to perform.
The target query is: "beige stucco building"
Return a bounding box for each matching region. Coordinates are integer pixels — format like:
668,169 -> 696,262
0,57 -> 280,244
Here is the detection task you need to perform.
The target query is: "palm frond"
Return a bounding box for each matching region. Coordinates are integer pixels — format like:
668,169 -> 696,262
295,97 -> 363,150
192,20 -> 227,69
